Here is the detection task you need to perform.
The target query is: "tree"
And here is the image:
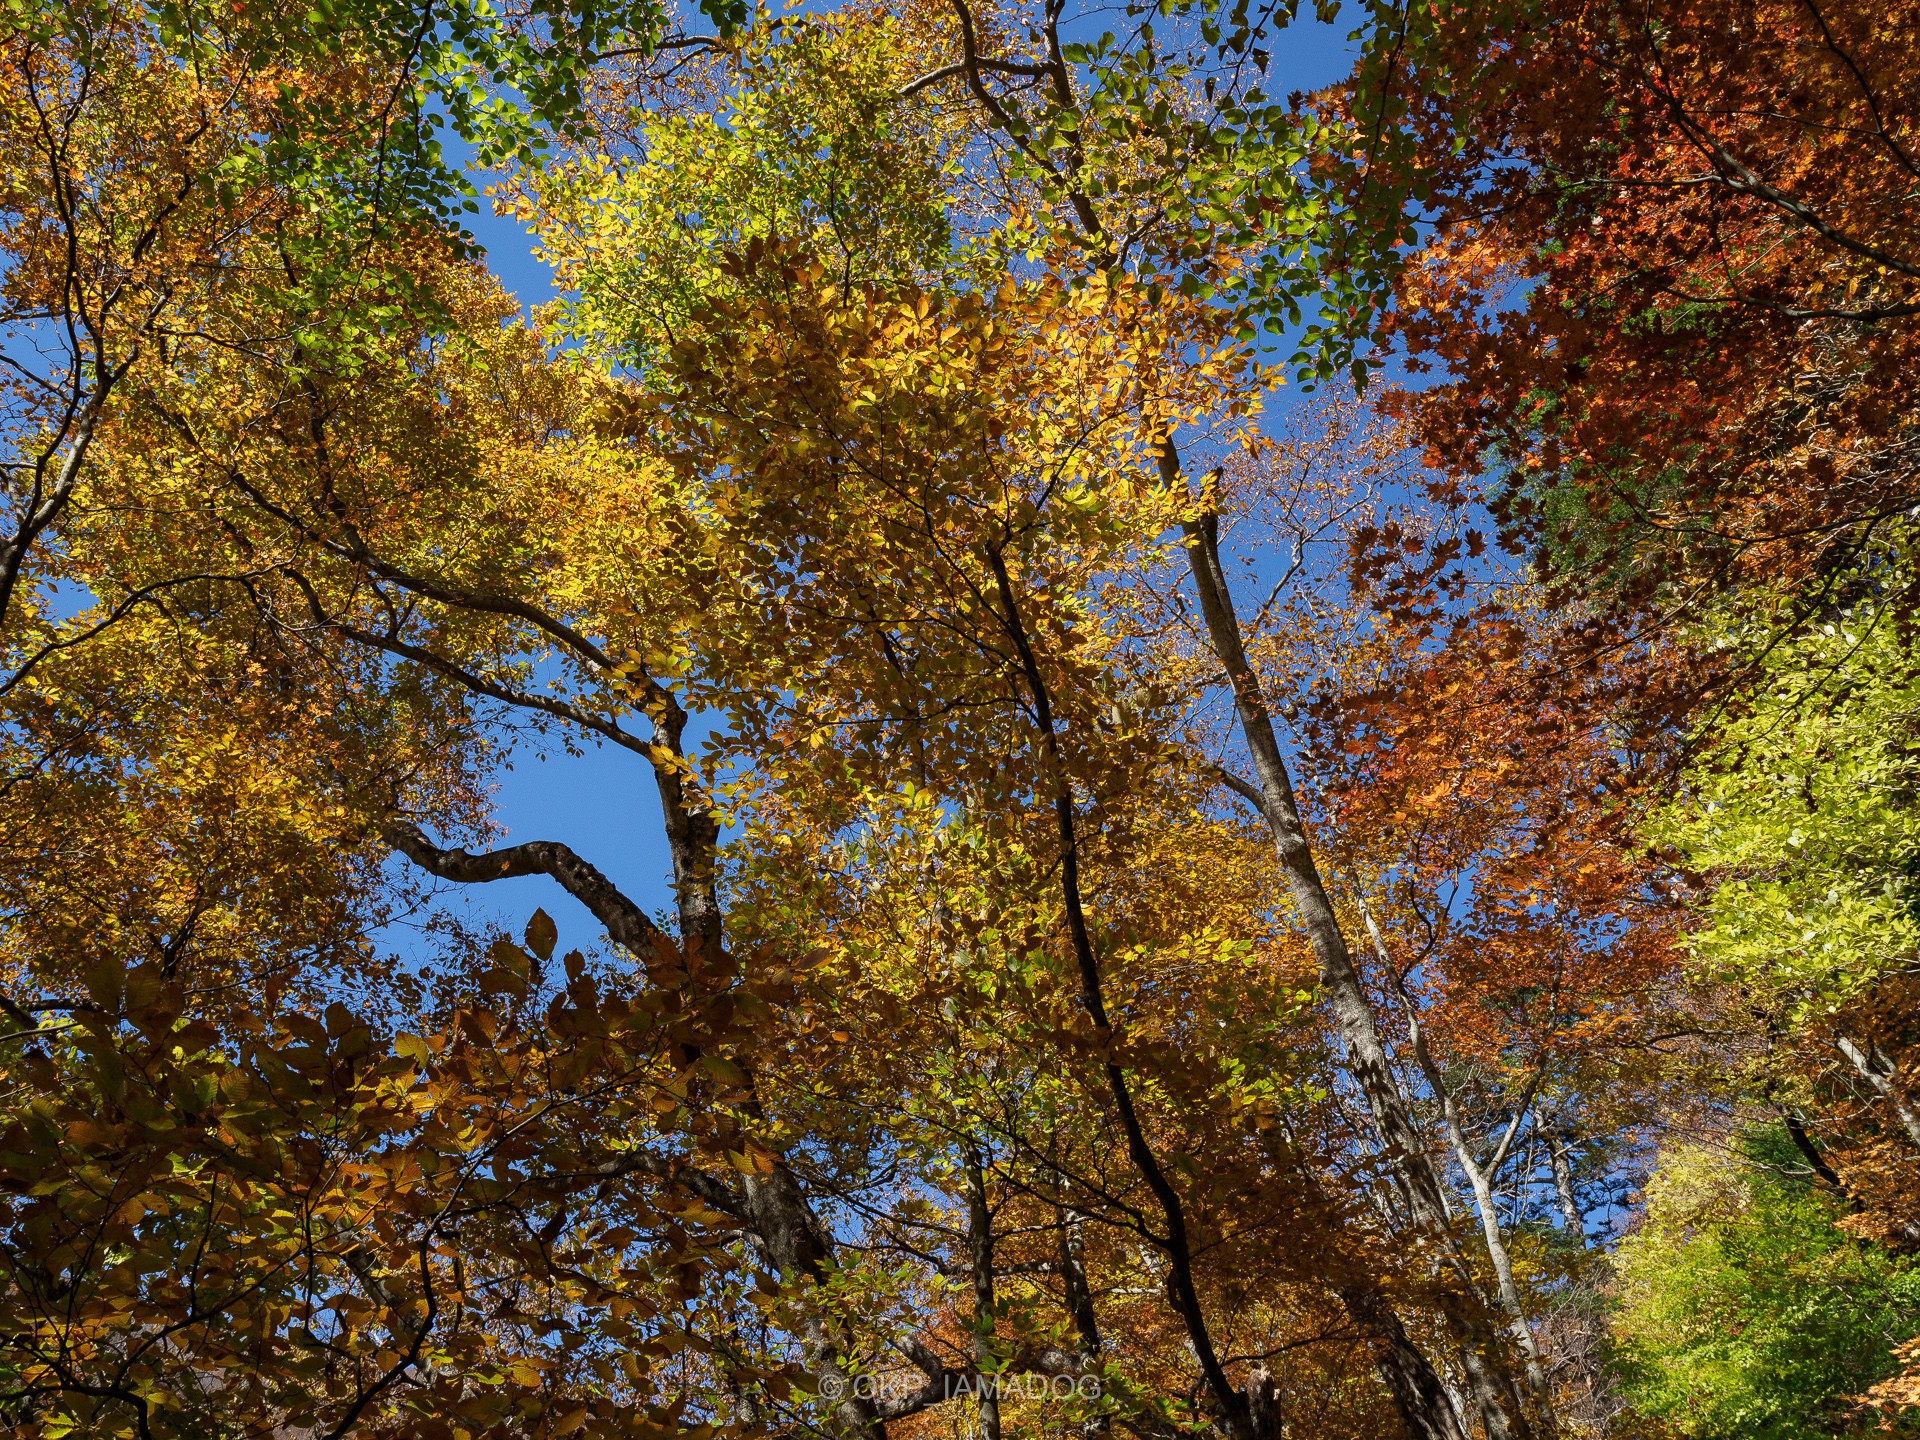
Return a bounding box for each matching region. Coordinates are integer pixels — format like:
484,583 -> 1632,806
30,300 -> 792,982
1278,600 -> 1682,1424
1327,0 -> 1920,627
1647,528 -> 1920,1253
0,0 -> 710,652
876,7 -> 1557,1430
2,121 -> 1388,1432
1614,1132 -> 1920,1439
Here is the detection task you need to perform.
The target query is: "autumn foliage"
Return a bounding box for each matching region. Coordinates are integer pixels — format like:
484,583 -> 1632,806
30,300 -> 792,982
1,1 -> 1918,1439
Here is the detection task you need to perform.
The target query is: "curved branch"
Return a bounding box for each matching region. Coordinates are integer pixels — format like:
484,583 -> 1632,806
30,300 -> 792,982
0,569 -> 268,698
215,462 -> 670,703
898,54 -> 1050,99
1643,57 -> 1920,281
382,819 -> 666,955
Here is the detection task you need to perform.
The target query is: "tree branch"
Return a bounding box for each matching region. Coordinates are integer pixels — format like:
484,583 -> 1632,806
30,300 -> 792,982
381,819 -> 667,955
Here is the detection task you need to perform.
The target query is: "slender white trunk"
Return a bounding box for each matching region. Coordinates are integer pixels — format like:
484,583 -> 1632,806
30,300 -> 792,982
1836,1034 -> 1920,1149
1358,902 -> 1554,1412
1545,1129 -> 1584,1242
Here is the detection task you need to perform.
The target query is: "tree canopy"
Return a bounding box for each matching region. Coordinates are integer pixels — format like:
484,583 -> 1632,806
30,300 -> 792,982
2,2 -> 1919,1438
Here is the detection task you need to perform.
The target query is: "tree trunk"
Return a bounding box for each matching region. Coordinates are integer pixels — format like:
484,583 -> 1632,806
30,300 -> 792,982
966,1146 -> 1003,1440
1451,1123 -> 1551,1409
1057,1206 -> 1103,1361
1545,1129 -> 1584,1241
1335,1282 -> 1474,1440
988,542 -> 1256,1440
653,689 -> 885,1439
1177,463 -> 1533,1440
1359,903 -> 1554,1416
1836,1034 -> 1920,1150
